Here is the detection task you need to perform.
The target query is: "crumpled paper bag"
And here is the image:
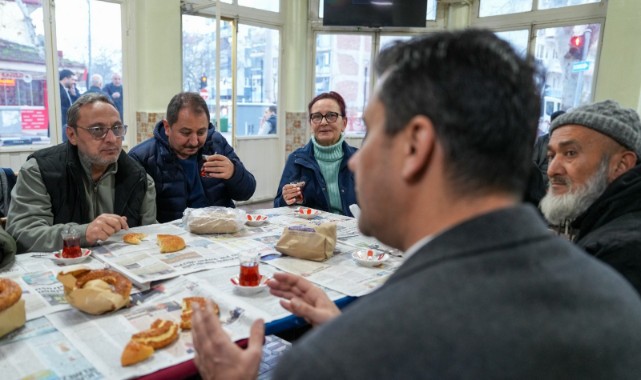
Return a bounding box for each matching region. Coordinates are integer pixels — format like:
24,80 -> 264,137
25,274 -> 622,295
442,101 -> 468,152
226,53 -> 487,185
275,222 -> 337,261
57,268 -> 131,315
0,299 -> 25,338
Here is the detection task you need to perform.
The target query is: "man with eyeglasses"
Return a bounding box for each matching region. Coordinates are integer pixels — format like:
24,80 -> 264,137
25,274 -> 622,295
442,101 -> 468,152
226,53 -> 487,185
7,93 -> 157,253
273,91 -> 358,216
130,92 -> 256,223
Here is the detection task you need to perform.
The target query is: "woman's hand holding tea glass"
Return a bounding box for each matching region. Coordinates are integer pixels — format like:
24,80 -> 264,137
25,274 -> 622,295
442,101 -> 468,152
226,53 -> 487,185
282,180 -> 305,205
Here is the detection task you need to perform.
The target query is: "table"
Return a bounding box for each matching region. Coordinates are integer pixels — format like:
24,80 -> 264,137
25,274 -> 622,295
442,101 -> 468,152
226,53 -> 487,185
0,207 -> 403,379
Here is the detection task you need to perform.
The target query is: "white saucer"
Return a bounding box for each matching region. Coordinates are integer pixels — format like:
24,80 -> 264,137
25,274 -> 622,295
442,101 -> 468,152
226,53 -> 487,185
295,207 -> 321,219
352,250 -> 389,267
246,214 -> 268,226
51,249 -> 92,265
230,275 -> 269,296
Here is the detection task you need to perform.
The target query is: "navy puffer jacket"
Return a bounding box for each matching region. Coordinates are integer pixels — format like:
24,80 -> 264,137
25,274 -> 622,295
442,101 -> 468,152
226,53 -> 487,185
273,140 -> 357,216
130,121 -> 256,222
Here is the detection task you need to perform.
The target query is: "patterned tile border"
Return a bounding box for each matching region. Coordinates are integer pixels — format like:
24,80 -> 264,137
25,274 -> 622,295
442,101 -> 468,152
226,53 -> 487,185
135,111 -> 312,155
285,111 -> 309,156
135,111 -> 164,144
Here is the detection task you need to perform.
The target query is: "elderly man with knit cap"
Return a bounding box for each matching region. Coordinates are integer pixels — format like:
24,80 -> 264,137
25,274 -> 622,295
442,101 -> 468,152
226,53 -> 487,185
541,99 -> 641,294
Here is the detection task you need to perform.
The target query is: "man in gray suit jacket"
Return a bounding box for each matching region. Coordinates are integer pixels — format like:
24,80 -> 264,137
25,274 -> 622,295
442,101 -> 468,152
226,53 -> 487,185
191,30 -> 641,379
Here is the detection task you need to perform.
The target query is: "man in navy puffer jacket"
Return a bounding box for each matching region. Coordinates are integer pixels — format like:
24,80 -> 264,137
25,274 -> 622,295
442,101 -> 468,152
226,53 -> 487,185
130,92 -> 256,223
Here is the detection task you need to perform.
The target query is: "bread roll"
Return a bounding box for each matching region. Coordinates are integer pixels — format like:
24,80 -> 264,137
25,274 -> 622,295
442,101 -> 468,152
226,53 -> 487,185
121,340 -> 154,366
123,233 -> 147,245
156,234 -> 186,253
131,319 -> 179,349
180,296 -> 220,330
0,278 -> 25,338
0,278 -> 22,312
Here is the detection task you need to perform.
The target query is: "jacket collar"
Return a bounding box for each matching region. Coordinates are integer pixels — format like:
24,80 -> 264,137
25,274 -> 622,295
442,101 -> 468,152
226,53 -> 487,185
572,164 -> 641,240
387,205 -> 550,286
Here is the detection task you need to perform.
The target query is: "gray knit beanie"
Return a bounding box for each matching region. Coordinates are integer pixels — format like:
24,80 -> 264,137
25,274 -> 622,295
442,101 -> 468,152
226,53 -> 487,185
550,100 -> 641,157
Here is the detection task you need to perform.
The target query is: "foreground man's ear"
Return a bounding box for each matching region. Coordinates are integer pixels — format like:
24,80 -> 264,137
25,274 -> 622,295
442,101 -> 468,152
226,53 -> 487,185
401,115 -> 435,183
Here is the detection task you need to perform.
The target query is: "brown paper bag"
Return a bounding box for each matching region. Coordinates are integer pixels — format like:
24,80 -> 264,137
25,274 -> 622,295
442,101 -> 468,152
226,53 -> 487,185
57,268 -> 131,315
0,299 -> 25,338
275,222 -> 337,261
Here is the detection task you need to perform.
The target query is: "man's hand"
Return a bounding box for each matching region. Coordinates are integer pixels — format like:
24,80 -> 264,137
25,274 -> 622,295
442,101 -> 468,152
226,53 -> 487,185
267,272 -> 341,326
192,301 -> 264,380
203,154 -> 235,180
85,214 -> 128,244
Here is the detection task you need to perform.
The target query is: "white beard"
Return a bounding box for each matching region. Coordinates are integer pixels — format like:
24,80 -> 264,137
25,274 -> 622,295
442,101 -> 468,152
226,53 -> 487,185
540,160 -> 610,226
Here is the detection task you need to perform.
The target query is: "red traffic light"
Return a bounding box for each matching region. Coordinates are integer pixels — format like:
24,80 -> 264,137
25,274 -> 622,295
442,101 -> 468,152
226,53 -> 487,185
570,35 -> 585,48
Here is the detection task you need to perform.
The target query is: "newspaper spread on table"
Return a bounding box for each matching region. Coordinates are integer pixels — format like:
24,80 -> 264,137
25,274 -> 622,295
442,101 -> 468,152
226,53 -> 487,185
2,253 -> 106,321
0,206 -> 404,380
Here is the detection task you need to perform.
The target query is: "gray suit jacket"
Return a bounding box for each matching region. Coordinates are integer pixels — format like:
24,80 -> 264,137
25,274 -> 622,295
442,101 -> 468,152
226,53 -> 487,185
274,205 -> 641,379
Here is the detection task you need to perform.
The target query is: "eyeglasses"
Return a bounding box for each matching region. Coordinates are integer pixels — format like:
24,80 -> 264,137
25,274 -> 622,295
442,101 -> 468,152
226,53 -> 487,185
310,112 -> 342,124
75,124 -> 127,140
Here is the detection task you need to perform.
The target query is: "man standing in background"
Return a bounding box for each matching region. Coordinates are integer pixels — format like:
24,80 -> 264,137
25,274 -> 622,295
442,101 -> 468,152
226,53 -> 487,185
103,72 -> 123,120
59,69 -> 80,142
85,74 -> 111,100
258,105 -> 277,135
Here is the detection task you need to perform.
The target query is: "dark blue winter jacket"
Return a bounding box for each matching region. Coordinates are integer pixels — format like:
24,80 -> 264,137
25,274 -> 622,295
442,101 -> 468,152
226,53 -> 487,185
274,140 -> 357,216
130,121 -> 256,222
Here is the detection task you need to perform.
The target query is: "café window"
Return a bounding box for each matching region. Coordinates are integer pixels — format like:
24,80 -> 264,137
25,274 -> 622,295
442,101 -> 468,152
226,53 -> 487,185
0,0 -> 124,148
0,0 -> 49,147
55,0 -> 124,142
311,1 -> 443,137
473,0 -> 605,135
238,0 -> 279,12
495,30 -> 529,57
214,0 -> 280,9
237,24 -> 280,136
479,0 -> 601,17
379,35 -> 412,51
313,33 -> 372,135
534,24 -> 601,134
182,14 -> 280,138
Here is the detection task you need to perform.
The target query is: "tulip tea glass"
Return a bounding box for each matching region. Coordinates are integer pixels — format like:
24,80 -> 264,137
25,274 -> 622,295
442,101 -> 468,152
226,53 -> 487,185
61,228 -> 82,258
239,252 -> 261,286
290,180 -> 306,204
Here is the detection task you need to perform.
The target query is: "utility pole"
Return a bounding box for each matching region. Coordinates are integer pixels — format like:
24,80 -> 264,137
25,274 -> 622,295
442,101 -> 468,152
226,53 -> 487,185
87,0 -> 92,89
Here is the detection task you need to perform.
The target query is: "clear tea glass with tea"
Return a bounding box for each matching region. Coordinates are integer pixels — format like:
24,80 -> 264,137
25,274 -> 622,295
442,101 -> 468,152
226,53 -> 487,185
239,252 -> 261,286
290,180 -> 306,204
200,154 -> 210,177
61,228 -> 81,258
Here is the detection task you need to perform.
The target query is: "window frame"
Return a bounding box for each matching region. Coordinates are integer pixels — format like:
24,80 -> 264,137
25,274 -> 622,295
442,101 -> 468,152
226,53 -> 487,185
180,1 -> 284,143
0,0 -> 128,153
471,1 -> 606,28
471,0 -> 607,118
308,0 -> 445,136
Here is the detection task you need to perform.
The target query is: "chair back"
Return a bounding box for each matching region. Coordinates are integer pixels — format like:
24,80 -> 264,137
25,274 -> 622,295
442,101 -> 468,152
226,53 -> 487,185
0,168 -> 17,218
